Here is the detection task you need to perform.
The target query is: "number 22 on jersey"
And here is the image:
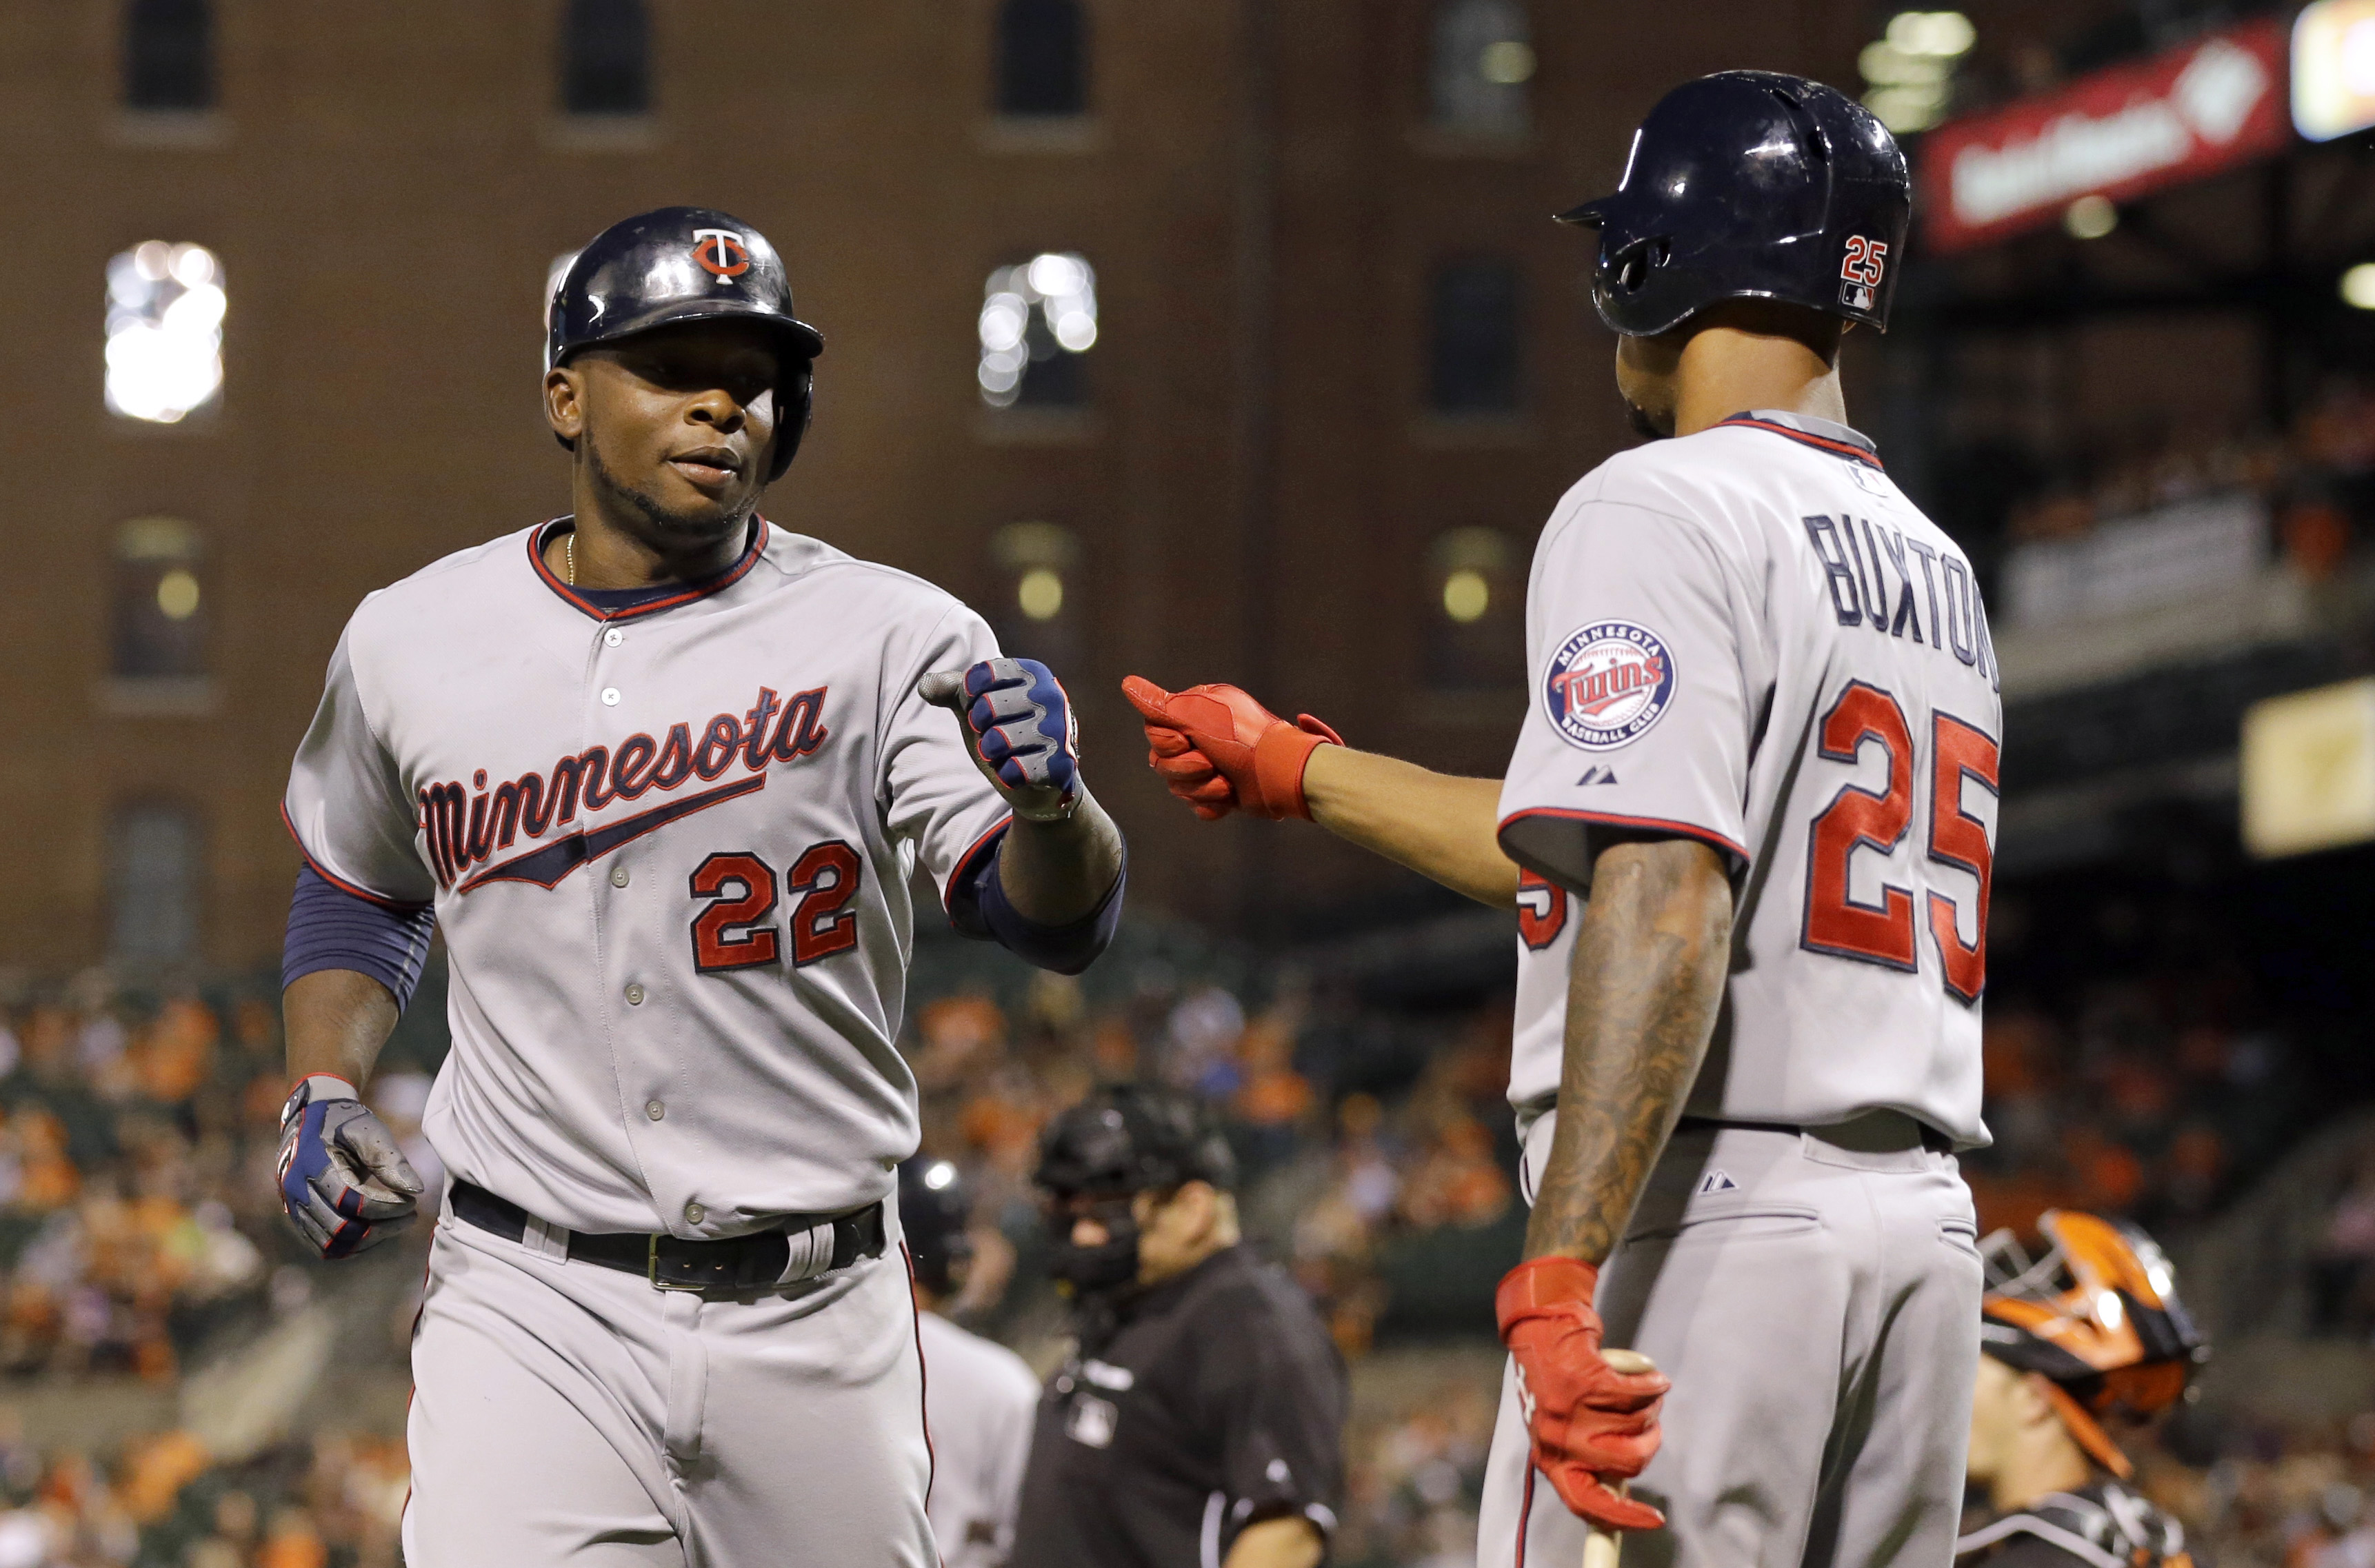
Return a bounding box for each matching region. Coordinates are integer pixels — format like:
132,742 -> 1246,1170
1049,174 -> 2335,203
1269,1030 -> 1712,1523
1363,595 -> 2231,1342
687,844 -> 863,974
1800,681 -> 1998,1002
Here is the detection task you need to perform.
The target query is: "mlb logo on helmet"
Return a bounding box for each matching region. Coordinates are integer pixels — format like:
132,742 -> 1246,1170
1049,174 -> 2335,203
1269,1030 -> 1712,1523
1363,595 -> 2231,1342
1839,234 -> 1888,312
1544,621 -> 1675,751
693,227 -> 751,283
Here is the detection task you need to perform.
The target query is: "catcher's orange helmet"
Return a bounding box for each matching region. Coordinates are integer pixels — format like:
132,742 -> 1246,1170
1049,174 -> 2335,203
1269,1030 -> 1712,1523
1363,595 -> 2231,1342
1979,1209 -> 2209,1478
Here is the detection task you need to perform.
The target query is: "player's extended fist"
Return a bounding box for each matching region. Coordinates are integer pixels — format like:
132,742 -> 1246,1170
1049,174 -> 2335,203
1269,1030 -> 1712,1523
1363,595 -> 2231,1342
919,657 -> 1082,823
276,1074 -> 424,1260
1119,676 -> 1342,823
1496,1256 -> 1670,1534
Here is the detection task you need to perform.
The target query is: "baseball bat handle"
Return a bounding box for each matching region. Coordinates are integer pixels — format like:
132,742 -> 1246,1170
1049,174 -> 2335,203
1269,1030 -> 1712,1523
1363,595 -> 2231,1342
1583,1349 -> 1659,1568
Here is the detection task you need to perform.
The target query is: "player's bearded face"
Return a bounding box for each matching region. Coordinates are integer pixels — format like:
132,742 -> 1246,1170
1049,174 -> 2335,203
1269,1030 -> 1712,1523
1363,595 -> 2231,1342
566,323 -> 781,540
1613,328 -> 1683,441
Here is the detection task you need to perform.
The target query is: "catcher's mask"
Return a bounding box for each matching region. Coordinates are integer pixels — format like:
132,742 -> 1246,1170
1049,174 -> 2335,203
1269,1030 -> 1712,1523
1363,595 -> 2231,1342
1979,1209 -> 2209,1478
1033,1086 -> 1235,1305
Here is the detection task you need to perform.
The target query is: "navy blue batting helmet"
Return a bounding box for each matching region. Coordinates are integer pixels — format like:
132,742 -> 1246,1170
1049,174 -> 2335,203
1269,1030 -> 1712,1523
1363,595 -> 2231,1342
899,1156 -> 975,1297
1559,72 -> 1911,337
547,205 -> 825,481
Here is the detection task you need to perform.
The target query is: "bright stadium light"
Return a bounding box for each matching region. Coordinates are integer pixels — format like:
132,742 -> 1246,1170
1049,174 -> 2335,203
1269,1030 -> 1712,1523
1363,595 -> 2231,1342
978,252 -> 1098,408
2064,194 -> 2119,240
106,241 -> 225,423
2343,262 -> 2375,310
1862,14 -> 1973,132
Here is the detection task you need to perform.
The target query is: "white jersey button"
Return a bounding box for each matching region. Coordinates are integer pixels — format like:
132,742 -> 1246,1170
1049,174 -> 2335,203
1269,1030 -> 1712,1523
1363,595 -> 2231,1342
601,687 -> 621,706
685,1202 -> 705,1225
645,1100 -> 665,1121
603,628 -> 623,647
624,983 -> 645,1006
610,865 -> 630,887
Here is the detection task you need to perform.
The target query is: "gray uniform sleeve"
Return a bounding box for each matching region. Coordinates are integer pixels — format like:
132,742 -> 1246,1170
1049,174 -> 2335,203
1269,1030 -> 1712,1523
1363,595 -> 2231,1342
282,626 -> 436,908
879,606 -> 1016,909
1497,498 -> 1754,894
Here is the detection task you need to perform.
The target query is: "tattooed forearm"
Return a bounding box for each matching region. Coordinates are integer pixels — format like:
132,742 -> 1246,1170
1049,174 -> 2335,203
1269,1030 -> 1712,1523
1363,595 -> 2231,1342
1524,837 -> 1734,1265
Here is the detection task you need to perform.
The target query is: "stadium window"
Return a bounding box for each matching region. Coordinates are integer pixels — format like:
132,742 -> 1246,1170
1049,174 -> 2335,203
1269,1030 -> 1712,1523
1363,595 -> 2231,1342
559,0 -> 650,117
106,241 -> 224,424
994,0 -> 1087,117
109,802 -> 203,967
123,0 -> 214,112
979,253 -> 1096,409
1429,0 -> 1533,137
1427,258 -> 1521,414
112,518 -> 207,681
990,521 -> 1083,666
1425,527 -> 1522,689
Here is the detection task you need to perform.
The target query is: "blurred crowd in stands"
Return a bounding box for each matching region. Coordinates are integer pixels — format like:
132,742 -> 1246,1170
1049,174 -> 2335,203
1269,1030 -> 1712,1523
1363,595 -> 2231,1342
2001,376 -> 2375,581
0,878 -> 2367,1562
0,1427 -> 408,1568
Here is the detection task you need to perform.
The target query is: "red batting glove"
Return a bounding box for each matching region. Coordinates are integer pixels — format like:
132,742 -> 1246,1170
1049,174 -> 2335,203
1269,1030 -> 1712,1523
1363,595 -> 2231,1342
1120,676 -> 1343,822
1496,1257 -> 1669,1533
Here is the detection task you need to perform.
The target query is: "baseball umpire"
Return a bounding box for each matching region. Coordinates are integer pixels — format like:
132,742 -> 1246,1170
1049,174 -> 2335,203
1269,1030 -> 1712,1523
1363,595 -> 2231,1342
272,205 -> 1125,1567
901,1155 -> 1041,1568
1958,1211 -> 2208,1567
1126,73 -> 1997,1566
1008,1086 -> 1347,1568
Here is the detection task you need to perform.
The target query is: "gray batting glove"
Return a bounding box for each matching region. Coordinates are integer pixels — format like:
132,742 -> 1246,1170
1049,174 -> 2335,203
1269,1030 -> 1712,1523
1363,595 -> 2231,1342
276,1074 -> 424,1259
919,656 -> 1083,823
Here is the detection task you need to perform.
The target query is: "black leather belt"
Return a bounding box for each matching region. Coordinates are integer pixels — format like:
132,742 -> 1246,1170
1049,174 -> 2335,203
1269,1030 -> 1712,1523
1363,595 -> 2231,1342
451,1180 -> 886,1293
1677,1115 -> 1954,1155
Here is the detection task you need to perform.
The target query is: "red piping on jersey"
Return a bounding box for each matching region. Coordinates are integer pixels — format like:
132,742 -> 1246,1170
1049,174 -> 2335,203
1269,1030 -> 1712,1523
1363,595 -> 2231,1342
903,1243 -> 938,1518
1514,1465 -> 1535,1568
279,805 -> 433,912
943,814 -> 1015,925
1499,806 -> 1749,867
1712,415 -> 1884,471
528,516 -> 772,622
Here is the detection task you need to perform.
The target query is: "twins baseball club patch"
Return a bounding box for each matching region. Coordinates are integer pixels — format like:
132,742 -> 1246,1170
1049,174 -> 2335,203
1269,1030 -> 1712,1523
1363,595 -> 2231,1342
1544,621 -> 1674,751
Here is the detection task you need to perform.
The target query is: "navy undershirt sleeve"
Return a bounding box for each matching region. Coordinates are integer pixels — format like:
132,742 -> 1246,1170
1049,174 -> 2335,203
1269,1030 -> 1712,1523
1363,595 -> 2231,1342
948,828 -> 1124,976
283,865 -> 437,1010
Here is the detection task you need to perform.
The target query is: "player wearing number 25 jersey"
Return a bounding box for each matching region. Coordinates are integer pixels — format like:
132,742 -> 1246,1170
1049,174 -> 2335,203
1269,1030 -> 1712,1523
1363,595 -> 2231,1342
1126,74 -> 1998,1568
1503,407 -> 2001,1156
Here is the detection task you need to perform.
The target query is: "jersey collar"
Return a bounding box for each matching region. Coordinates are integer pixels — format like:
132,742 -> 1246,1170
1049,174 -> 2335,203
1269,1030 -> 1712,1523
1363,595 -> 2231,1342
1713,409 -> 1883,471
529,515 -> 771,622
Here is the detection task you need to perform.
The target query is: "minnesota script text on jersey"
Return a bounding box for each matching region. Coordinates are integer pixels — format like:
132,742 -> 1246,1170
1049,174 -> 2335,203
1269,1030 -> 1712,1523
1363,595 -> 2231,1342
283,521 -> 1014,1234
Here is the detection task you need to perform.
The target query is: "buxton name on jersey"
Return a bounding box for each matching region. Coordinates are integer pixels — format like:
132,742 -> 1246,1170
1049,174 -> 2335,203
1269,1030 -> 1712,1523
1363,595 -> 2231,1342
284,520 -> 1014,1236
1499,411 -> 2001,1149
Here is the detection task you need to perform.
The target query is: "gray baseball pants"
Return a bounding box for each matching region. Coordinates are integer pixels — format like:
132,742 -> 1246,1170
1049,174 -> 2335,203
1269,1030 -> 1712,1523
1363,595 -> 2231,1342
1477,1116 -> 1983,1567
403,1196 -> 934,1568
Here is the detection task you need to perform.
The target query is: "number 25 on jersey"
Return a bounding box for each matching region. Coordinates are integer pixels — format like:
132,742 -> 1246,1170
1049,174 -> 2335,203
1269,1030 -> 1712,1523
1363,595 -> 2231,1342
1801,681 -> 1998,1002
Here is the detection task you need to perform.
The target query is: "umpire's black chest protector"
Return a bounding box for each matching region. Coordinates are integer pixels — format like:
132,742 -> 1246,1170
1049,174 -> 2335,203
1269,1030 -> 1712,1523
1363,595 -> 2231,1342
1007,1245 -> 1349,1568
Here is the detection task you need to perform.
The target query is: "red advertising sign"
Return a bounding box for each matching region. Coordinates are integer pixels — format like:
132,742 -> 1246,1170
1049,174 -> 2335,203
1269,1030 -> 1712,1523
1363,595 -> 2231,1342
1919,18 -> 2292,254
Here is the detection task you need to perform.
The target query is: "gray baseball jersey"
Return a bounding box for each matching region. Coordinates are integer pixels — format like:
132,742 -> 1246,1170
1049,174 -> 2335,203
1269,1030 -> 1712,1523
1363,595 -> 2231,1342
1499,410 -> 2001,1147
283,519 -> 1012,1235
917,1310 -> 1041,1568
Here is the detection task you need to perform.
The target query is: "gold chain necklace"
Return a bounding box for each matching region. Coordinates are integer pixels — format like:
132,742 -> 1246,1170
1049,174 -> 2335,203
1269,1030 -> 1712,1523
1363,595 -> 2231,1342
565,530 -> 576,586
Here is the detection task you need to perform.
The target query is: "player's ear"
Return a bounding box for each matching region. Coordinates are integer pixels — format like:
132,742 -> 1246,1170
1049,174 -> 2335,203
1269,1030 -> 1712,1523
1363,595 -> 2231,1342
545,365 -> 586,449
2014,1372 -> 2061,1429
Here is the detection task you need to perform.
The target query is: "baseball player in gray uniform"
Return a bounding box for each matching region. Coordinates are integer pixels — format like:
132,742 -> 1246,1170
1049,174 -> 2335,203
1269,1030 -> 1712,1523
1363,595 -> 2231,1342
899,1156 -> 1041,1568
1126,75 -> 1996,1566
271,207 -> 1125,1568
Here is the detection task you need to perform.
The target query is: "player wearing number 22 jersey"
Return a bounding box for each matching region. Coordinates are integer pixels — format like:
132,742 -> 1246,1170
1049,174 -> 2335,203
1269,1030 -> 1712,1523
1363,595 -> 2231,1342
275,208 -> 1125,1568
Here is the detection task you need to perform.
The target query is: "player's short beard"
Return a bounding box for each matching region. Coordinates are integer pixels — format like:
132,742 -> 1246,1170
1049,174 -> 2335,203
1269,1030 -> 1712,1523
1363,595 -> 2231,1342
586,439 -> 749,542
1625,399 -> 1674,442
